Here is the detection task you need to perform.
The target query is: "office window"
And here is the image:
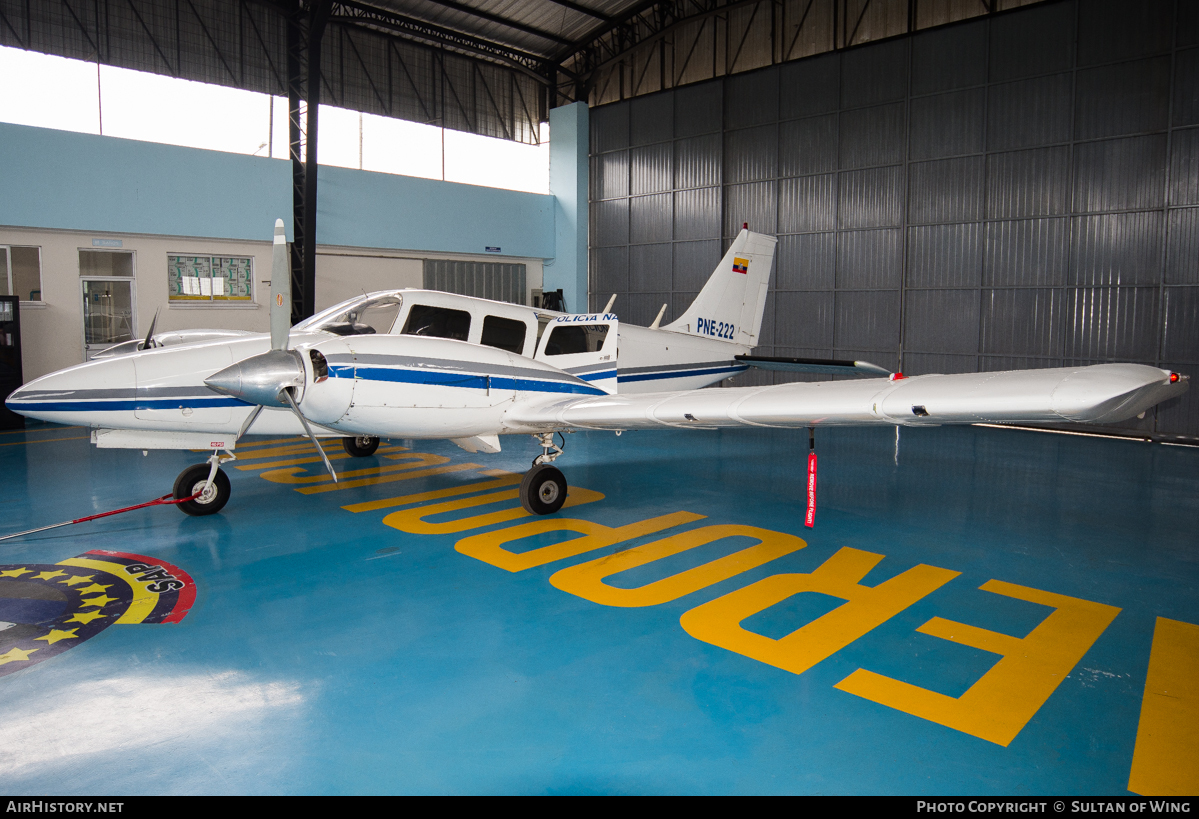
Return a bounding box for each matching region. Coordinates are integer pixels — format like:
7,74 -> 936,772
168,254 -> 253,302
79,249 -> 134,277
0,246 -> 43,301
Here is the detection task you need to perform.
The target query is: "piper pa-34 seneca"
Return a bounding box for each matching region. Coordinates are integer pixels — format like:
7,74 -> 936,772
5,220 -> 1190,518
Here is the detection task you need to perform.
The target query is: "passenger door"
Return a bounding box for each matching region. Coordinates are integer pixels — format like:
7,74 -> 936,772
534,314 -> 618,394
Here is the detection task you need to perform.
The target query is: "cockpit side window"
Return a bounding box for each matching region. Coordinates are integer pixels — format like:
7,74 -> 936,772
480,316 -> 527,354
401,304 -> 471,341
543,325 -> 609,355
307,294 -> 402,336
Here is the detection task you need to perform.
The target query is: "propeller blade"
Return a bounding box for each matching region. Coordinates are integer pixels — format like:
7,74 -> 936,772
280,387 -> 337,482
235,404 -> 264,441
142,308 -> 160,350
270,218 -> 291,351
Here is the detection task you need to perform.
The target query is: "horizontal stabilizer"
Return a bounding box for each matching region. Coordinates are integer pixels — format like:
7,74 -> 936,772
736,355 -> 891,377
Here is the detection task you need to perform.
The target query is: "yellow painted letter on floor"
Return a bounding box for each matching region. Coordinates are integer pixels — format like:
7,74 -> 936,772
383,487 -> 604,535
680,547 -> 959,675
260,452 -> 450,484
550,524 -> 806,607
456,511 -> 705,572
835,579 -> 1120,746
1128,617 -> 1199,796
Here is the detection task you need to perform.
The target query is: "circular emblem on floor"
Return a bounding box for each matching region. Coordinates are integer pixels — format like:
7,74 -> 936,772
0,550 -> 195,678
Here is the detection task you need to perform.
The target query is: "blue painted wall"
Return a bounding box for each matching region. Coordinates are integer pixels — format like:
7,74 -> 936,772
546,102 -> 589,314
0,121 -> 555,258
317,164 -> 553,258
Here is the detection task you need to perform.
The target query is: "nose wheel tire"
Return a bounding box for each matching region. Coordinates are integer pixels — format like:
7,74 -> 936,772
173,464 -> 231,516
342,435 -> 380,457
520,464 -> 568,515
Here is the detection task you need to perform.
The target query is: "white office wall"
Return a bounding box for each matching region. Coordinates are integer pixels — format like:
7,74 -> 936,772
0,225 -> 543,381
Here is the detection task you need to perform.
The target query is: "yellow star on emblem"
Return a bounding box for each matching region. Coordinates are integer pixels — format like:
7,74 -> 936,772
65,611 -> 107,625
34,570 -> 67,581
0,568 -> 31,578
79,594 -> 117,608
0,647 -> 38,665
76,583 -> 112,595
60,575 -> 95,586
34,628 -> 79,645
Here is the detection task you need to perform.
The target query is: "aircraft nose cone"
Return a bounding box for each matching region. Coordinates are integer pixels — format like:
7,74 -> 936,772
205,349 -> 304,407
204,362 -> 243,397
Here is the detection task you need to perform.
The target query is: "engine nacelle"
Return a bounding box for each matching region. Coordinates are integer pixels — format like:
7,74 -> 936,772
292,338 -> 356,426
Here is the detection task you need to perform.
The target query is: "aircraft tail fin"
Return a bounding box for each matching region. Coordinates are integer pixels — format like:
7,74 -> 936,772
664,227 -> 777,346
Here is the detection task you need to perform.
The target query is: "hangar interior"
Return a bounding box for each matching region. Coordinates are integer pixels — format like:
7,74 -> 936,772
0,0 -> 1196,796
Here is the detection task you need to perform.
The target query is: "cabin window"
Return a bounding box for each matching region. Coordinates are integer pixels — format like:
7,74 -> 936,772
480,316 -> 527,354
543,324 -> 608,356
401,304 -> 471,341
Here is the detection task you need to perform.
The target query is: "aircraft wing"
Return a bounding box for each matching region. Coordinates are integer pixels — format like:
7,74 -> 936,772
504,363 -> 1187,432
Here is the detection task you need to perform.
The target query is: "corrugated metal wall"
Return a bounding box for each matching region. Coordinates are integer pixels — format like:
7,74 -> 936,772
423,260 -> 526,305
589,0 -> 1199,439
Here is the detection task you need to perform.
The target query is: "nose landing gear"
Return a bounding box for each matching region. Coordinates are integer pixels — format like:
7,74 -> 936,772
520,432 -> 568,515
173,451 -> 232,516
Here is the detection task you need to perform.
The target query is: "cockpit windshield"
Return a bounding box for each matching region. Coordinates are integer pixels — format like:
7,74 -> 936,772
294,294 -> 403,336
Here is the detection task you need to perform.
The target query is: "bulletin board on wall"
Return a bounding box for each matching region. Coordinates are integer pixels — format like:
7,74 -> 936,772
168,255 -> 253,302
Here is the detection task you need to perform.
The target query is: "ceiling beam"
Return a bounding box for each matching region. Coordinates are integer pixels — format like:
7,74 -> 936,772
416,0 -> 576,46
542,0 -> 615,23
332,0 -> 555,80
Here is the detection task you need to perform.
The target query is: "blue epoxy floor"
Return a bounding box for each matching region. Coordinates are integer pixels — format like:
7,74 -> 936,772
0,420 -> 1196,794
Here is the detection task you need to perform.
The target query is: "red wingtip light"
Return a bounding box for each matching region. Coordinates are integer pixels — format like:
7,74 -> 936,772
1171,372 -> 1180,382
742,222 -> 748,230
889,372 -> 906,381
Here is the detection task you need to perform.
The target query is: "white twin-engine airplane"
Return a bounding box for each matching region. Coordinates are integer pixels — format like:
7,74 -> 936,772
5,220 -> 1189,517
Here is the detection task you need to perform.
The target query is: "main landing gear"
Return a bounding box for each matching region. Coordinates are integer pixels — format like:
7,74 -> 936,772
173,451 -> 231,516
342,435 -> 380,457
520,432 -> 568,515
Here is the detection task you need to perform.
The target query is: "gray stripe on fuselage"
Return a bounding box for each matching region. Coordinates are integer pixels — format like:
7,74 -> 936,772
564,361 -> 617,375
13,386 -> 229,401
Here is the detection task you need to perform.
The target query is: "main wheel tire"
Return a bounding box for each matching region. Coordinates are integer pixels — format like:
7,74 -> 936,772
342,435 -> 380,457
520,464 -> 568,515
173,464 -> 231,516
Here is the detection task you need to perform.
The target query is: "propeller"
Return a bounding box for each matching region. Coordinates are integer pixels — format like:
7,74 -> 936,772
141,308 -> 160,350
270,217 -> 291,352
206,218 -> 337,481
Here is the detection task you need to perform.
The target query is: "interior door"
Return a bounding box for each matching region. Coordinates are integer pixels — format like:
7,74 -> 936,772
81,278 -> 136,360
534,315 -> 619,394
